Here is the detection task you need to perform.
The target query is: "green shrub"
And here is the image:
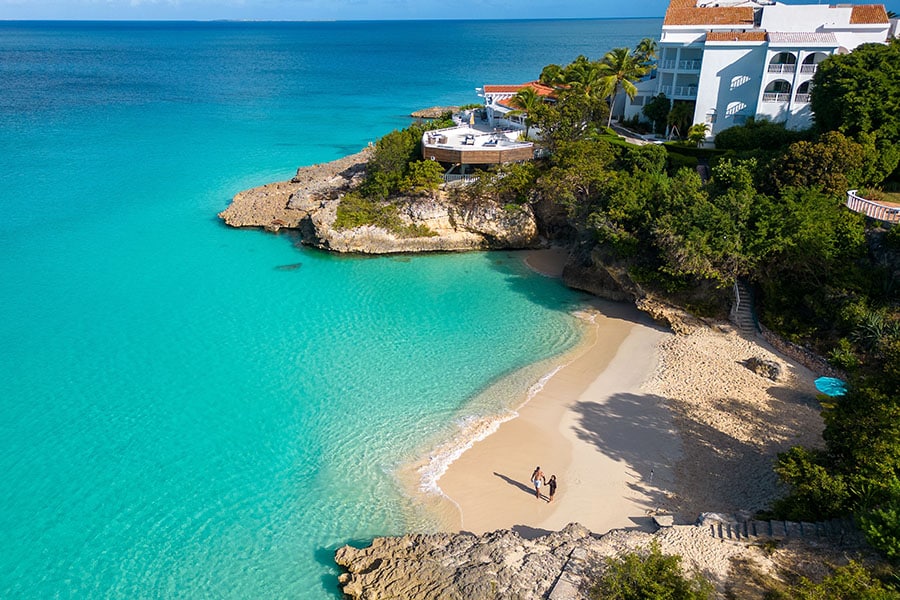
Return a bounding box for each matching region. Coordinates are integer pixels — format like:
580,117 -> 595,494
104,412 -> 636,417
401,160 -> 444,195
586,541 -> 714,600
667,152 -> 698,175
333,192 -> 402,231
859,497 -> 900,564
772,446 -> 849,521
770,560 -> 900,599
713,117 -> 810,152
829,338 -> 861,371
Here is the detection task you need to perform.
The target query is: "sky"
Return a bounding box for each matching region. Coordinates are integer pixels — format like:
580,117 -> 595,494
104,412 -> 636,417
0,0 -> 897,21
0,0 -> 676,21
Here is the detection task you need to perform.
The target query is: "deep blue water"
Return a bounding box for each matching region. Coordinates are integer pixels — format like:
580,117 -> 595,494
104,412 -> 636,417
0,19 -> 660,598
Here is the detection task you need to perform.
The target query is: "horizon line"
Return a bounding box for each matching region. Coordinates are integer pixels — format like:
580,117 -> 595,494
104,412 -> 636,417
0,16 -> 666,24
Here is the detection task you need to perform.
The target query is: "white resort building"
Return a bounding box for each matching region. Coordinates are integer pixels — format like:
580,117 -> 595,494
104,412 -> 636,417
622,0 -> 898,138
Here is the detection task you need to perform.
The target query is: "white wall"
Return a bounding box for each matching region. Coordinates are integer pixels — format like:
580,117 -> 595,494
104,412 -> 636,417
695,43 -> 767,135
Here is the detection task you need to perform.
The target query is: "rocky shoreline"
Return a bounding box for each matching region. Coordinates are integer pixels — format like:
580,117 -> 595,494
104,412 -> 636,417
334,517 -> 871,600
219,152 -> 856,599
218,148 -> 541,254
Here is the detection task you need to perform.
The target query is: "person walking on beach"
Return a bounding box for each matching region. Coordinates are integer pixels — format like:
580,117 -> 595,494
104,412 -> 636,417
531,466 -> 545,500
547,475 -> 557,503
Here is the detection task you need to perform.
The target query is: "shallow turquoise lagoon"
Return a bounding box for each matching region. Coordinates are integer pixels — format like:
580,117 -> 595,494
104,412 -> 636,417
0,19 -> 659,597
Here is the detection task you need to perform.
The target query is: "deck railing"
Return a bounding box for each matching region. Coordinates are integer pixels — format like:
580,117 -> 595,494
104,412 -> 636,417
800,64 -> 818,73
762,92 -> 791,103
846,190 -> 900,224
794,93 -> 811,104
767,63 -> 796,73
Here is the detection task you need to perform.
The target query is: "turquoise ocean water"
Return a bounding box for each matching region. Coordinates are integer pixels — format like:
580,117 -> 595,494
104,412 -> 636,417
0,19 -> 659,598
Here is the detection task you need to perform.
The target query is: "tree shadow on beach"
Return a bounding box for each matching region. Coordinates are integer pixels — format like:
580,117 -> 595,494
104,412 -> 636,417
570,392 -> 681,518
494,472 -> 539,499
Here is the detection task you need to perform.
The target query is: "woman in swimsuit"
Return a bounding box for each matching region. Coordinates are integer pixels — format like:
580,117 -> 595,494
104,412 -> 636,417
531,466 -> 545,500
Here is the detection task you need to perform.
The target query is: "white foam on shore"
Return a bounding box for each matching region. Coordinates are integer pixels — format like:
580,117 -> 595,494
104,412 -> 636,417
416,362 -> 568,497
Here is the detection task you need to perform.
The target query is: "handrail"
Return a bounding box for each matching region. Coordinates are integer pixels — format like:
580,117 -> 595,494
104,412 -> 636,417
846,190 -> 900,224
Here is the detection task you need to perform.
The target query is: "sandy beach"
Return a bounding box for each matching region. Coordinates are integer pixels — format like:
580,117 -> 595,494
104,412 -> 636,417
429,248 -> 823,538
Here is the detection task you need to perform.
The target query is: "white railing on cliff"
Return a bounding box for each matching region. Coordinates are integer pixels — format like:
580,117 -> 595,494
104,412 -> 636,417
846,189 -> 900,224
443,174 -> 479,184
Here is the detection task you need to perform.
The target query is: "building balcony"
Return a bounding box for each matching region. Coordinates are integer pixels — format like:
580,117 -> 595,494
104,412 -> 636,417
800,64 -> 818,74
762,92 -> 791,103
767,64 -> 796,74
794,93 -> 811,104
660,85 -> 698,99
660,59 -> 701,72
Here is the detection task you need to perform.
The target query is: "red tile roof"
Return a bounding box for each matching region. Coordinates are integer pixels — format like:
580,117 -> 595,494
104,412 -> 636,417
482,81 -> 556,97
664,0 -> 755,26
850,4 -> 889,23
706,30 -> 767,41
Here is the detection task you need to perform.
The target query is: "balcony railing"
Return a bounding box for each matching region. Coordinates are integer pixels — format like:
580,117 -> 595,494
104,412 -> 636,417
660,59 -> 701,71
847,190 -> 900,224
661,85 -> 698,98
800,64 -> 818,73
762,92 -> 791,102
767,63 -> 796,74
794,93 -> 811,104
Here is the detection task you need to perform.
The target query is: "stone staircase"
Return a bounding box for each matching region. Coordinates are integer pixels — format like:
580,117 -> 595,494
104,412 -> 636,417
730,279 -> 759,333
698,512 -> 861,545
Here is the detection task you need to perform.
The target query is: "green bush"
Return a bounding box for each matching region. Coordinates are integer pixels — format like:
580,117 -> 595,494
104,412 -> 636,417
772,446 -> 849,521
333,192 -> 402,231
829,338 -> 861,371
770,560 -> 900,600
586,541 -> 714,600
713,118 -> 810,152
666,152 -> 698,175
401,160 -> 444,195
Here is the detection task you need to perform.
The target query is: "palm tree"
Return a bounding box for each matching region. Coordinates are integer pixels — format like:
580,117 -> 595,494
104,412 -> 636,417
634,37 -> 659,68
561,58 -> 605,102
667,101 -> 694,138
508,87 -> 543,139
687,122 -> 710,146
598,47 -> 647,128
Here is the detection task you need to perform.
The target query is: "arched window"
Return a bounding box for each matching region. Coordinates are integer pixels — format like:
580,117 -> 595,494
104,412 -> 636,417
800,52 -> 828,74
767,52 -> 797,74
771,52 -> 797,64
795,81 -> 813,103
763,80 -> 792,102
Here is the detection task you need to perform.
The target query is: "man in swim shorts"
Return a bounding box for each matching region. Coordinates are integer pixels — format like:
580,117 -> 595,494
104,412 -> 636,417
531,466 -> 545,500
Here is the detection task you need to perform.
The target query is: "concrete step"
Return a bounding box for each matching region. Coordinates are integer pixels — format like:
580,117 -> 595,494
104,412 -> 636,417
703,514 -> 859,544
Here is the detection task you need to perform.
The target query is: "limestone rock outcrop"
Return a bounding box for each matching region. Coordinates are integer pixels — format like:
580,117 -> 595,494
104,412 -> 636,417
218,148 -> 540,254
334,523 -> 593,600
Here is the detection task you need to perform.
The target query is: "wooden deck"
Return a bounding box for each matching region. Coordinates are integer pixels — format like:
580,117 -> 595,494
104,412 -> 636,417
422,125 -> 534,165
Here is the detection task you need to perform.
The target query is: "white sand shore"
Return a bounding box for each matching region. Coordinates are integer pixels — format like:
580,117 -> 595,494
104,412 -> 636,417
427,248 -> 823,538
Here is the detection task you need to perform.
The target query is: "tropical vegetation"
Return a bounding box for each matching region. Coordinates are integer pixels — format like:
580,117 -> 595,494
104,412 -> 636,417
344,39 -> 900,573
585,542 -> 714,600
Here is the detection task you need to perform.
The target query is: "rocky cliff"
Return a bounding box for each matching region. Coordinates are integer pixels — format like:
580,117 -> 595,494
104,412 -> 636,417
218,148 -> 540,254
334,517 -> 870,600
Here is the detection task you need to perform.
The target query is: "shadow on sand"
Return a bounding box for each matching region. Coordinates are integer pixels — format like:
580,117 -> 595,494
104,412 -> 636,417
494,472 -> 541,499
